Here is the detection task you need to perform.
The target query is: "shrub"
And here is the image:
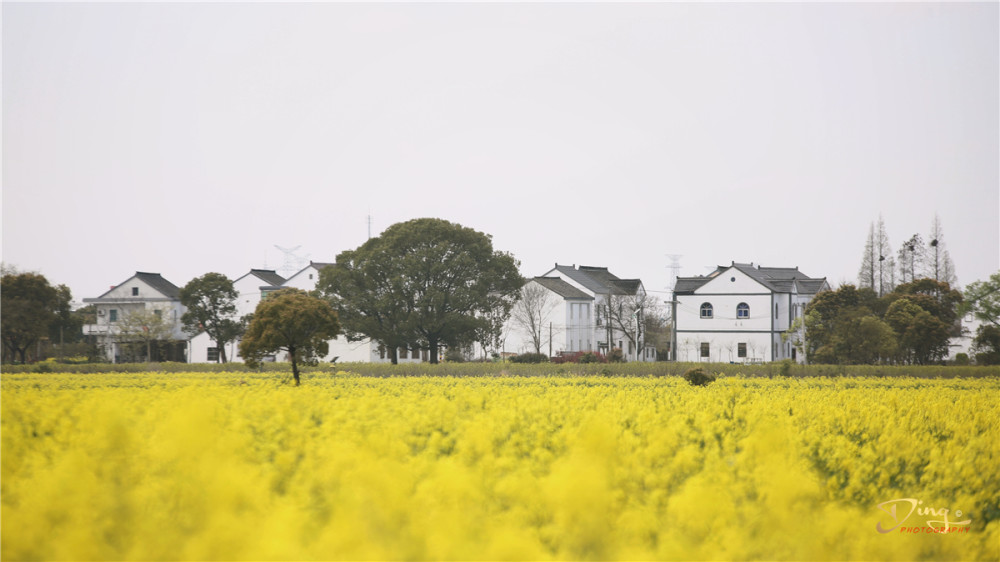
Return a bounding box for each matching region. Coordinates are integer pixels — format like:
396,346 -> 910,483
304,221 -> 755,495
683,367 -> 716,386
953,353 -> 970,366
607,348 -> 625,363
509,353 -> 549,364
578,352 -> 606,364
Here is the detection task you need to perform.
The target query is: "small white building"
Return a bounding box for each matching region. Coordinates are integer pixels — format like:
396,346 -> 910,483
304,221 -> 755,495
672,262 -> 829,363
82,272 -> 188,362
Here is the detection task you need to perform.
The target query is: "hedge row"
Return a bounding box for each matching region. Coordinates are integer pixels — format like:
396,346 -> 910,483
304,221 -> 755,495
3,360 -> 998,378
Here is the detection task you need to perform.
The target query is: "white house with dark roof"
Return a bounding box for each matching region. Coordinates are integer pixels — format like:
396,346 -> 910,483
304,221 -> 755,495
501,276 -> 595,357
534,264 -> 657,361
82,272 -> 188,362
672,262 -> 830,364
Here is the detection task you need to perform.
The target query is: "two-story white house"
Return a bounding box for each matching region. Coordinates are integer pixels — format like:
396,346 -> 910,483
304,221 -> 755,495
536,264 -> 657,361
672,262 -> 829,363
502,276 -> 595,357
82,272 -> 188,363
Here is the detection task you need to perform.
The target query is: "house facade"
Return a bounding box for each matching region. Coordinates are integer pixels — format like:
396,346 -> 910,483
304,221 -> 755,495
672,262 -> 829,363
503,276 -> 595,357
82,272 -> 188,362
536,264 -> 657,361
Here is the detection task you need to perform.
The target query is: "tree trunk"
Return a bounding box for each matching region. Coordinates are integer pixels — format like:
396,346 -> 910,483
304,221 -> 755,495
218,341 -> 228,363
289,345 -> 300,386
429,337 -> 439,364
390,346 -> 398,365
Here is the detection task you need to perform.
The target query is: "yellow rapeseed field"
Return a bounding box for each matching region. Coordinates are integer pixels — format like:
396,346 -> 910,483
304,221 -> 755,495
2,372 -> 998,560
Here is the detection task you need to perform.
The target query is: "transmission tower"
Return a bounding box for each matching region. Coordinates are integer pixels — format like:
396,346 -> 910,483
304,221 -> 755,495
666,254 -> 683,294
274,245 -> 310,277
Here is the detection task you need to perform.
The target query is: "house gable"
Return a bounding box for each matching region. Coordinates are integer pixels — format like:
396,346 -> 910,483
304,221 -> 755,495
90,272 -> 181,301
693,266 -> 774,295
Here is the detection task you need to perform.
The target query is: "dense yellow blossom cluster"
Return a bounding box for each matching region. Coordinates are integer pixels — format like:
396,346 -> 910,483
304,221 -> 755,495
2,373 -> 997,560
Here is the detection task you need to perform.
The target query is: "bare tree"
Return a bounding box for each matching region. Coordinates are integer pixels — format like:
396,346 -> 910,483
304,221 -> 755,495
510,281 -> 559,355
858,216 -> 895,296
897,233 -> 926,285
926,214 -> 957,286
116,307 -> 175,362
605,287 -> 657,361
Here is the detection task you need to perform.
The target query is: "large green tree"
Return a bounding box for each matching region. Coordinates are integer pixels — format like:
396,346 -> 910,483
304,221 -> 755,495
180,273 -> 243,363
1,272 -> 64,363
962,272 -> 1000,328
238,288 -> 340,385
319,218 -> 523,364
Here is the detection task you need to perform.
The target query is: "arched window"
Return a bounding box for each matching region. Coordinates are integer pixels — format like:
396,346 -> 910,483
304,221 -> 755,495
737,302 -> 750,319
700,302 -> 713,319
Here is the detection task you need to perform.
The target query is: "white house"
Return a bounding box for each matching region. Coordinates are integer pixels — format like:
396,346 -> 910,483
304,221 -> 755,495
502,276 -> 595,357
535,264 -> 657,361
672,262 -> 830,364
82,272 -> 188,363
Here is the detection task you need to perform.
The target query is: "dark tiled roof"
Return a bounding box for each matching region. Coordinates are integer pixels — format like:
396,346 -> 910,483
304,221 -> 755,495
795,278 -> 830,295
674,263 -> 828,295
552,264 -> 631,295
134,272 -> 181,299
608,279 -> 642,295
673,277 -> 712,294
248,269 -> 286,286
553,265 -> 609,293
533,276 -> 592,300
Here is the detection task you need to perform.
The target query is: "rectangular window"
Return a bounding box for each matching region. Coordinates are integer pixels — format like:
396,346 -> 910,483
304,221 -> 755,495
738,343 -> 747,358
399,347 -> 408,360
700,342 -> 710,358
379,345 -> 386,359
109,309 -> 118,322
153,309 -> 162,318
207,347 -> 219,362
132,287 -> 139,296
422,349 -> 429,361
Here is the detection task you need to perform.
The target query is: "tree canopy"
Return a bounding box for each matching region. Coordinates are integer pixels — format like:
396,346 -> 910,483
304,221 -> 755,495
801,279 -> 963,365
238,288 -> 340,385
1,271 -> 68,363
319,218 -> 523,364
180,273 -> 244,363
962,272 -> 1000,328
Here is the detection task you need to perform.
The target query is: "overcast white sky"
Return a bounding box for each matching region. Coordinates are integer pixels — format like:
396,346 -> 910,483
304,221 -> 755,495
3,2 -> 998,304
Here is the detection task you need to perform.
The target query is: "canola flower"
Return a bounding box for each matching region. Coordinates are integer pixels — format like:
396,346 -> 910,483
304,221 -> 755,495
2,372 -> 998,560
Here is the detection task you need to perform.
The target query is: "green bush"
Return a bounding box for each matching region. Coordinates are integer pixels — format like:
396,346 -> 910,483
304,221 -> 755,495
683,367 -> 716,386
953,353 -> 970,366
509,353 -> 549,364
